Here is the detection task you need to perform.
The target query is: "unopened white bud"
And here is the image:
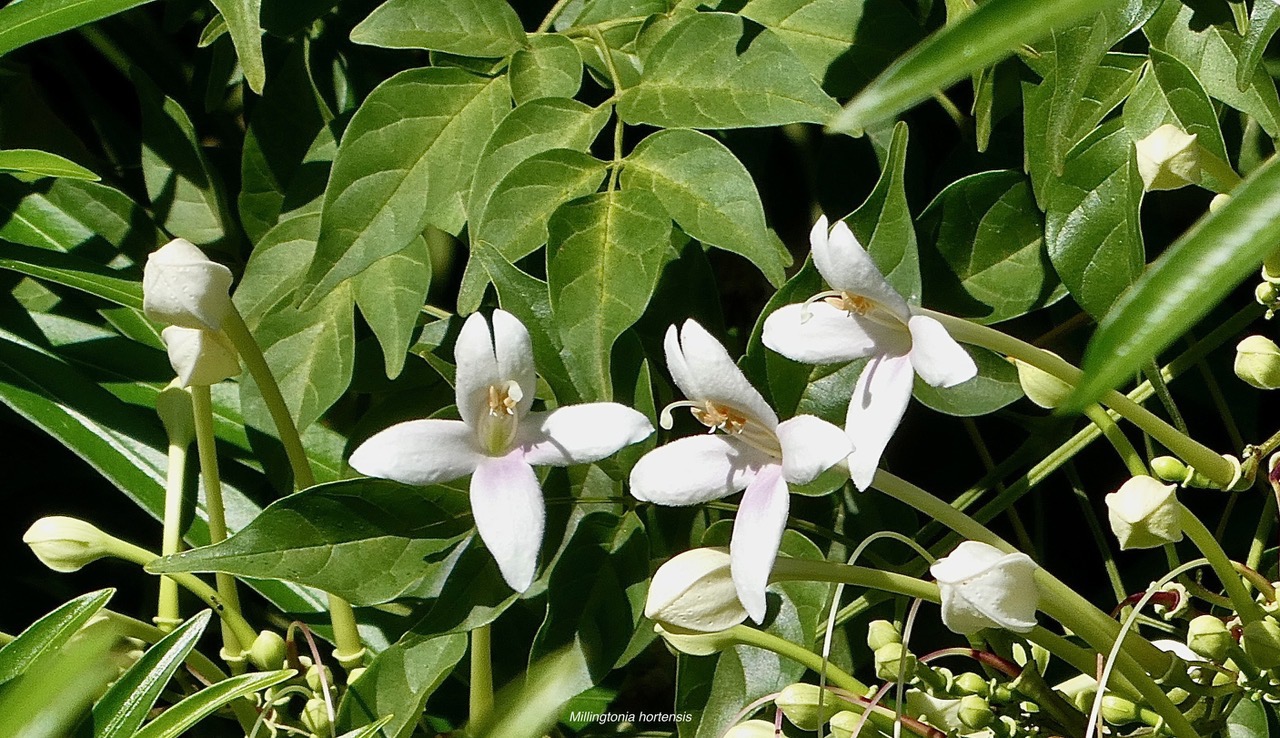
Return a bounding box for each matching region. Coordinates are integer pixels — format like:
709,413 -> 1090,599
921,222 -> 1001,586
1012,357 -> 1072,409
1135,124 -> 1201,191
142,239 -> 234,330
23,516 -> 113,572
1104,476 -> 1183,550
645,548 -> 748,632
930,541 -> 1038,635
1235,335 -> 1280,390
161,326 -> 240,387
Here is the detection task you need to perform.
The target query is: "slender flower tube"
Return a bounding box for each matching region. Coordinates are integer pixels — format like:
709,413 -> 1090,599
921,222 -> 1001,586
629,320 -> 851,622
929,541 -> 1039,635
350,309 -> 653,592
762,216 -> 976,489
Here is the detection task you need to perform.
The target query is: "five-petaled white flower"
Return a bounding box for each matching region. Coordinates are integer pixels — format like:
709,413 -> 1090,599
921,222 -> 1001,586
349,309 -> 654,592
629,320 -> 851,622
762,215 -> 977,490
930,540 -> 1038,635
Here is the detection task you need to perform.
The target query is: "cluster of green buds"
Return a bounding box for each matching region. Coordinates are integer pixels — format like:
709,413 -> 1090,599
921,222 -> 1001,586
253,654 -> 344,738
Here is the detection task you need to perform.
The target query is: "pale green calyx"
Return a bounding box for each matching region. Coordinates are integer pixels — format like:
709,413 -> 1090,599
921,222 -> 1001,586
23,516 -> 112,572
300,697 -> 331,736
1186,615 -> 1232,662
1012,356 -> 1072,409
644,547 -> 749,632
248,630 -> 286,671
1134,124 -> 1201,191
1103,476 -> 1183,550
874,642 -> 917,681
957,694 -> 995,729
654,623 -> 737,657
1235,335 -> 1280,390
866,619 -> 902,651
776,683 -> 861,731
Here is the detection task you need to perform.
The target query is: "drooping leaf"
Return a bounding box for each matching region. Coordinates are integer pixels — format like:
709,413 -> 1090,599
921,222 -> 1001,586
336,631 -> 468,738
131,670 -> 294,738
617,12 -> 839,129
0,149 -> 97,180
90,611 -> 212,738
1068,154 -> 1280,409
208,0 -> 265,93
0,589 -> 114,687
302,68 -> 509,306
621,128 -> 789,286
350,0 -> 527,58
546,189 -> 674,400
845,121 -> 920,302
510,34 -> 583,104
354,233 -> 432,379
831,0 -> 1114,133
1044,119 -> 1144,319
0,0 -> 155,57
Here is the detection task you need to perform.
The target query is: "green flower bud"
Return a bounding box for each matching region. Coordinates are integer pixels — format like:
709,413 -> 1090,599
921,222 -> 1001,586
1257,282 -> 1280,308
1134,124 -> 1201,191
1186,615 -> 1233,662
654,623 -> 737,657
1012,357 -> 1072,409
1150,456 -> 1188,484
829,711 -> 865,738
1100,695 -> 1142,726
952,671 -> 989,697
1236,336 -> 1280,390
874,642 -> 916,682
305,663 -> 334,694
958,695 -> 995,729
1210,194 -> 1232,213
866,619 -> 902,651
1053,673 -> 1098,712
23,516 -> 112,572
155,381 -> 195,447
776,683 -> 860,730
1104,476 -> 1183,550
723,720 -> 778,738
248,630 -> 286,671
1243,618 -> 1280,669
300,697 -> 331,736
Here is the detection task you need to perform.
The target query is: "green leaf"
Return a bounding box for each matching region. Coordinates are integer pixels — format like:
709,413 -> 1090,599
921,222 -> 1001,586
149,479 -> 474,606
920,170 -> 1059,324
617,12 -> 838,129
354,233 -> 432,379
90,611 -> 212,738
0,177 -> 162,258
0,149 -> 97,180
209,0 -> 264,93
1239,0 -> 1280,92
846,121 -> 920,302
0,244 -> 142,309
132,670 -> 293,738
336,632 -> 468,738
0,589 -> 114,686
135,73 -> 234,251
913,345 -> 1023,416
302,68 -> 509,306
739,0 -> 861,87
1144,0 -> 1280,137
1044,119 -> 1143,319
831,0 -> 1113,133
0,0 -> 155,57
510,34 -> 582,104
350,0 -> 526,57
1123,48 -> 1229,162
547,189 -> 674,400
464,149 -> 609,312
1069,154 -> 1280,409
621,128 -> 789,286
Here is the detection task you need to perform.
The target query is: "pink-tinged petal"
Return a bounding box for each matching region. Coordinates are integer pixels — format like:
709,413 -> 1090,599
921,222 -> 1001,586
730,464 -> 789,623
811,218 -> 911,322
845,354 -> 915,490
762,302 -> 904,364
907,315 -> 977,389
776,414 -> 852,485
671,319 -> 778,430
454,313 -> 501,427
519,403 -> 654,466
471,451 -> 545,592
349,419 -> 482,486
629,435 -> 769,505
491,309 -> 537,416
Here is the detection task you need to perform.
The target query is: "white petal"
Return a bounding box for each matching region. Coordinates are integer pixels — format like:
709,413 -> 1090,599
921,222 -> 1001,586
143,239 -> 234,330
670,319 -> 778,429
845,353 -> 914,490
762,302 -> 904,364
811,219 -> 910,321
907,315 -> 977,389
349,419 -> 482,486
160,326 -> 240,387
454,313 -> 501,427
491,309 -> 537,416
931,542 -> 1039,635
730,464 -> 789,623
776,414 -> 852,485
470,451 -> 545,592
518,403 -> 654,466
629,435 -> 769,505
929,541 -> 1006,583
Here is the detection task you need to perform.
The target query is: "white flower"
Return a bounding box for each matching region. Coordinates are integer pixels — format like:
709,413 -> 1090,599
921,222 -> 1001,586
24,516 -> 112,572
142,239 -> 235,331
762,216 -> 976,490
930,540 -> 1038,635
629,320 -> 851,622
1104,475 -> 1184,550
1134,124 -> 1200,191
349,309 -> 653,592
645,547 -> 749,632
161,326 -> 240,387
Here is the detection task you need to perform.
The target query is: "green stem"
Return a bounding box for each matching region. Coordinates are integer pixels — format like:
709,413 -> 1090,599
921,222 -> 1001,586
221,308 -> 366,668
1180,507 -> 1266,623
470,624 -> 494,725
1247,488 -> 1277,572
772,559 -> 940,600
1083,404 -> 1149,477
535,0 -> 575,32
1143,360 -> 1189,436
1067,464 -> 1127,603
927,310 -> 1236,487
191,385 -> 247,658
157,441 -> 187,632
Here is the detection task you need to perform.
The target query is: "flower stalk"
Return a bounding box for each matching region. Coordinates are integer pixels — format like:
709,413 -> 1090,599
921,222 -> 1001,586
471,624 -> 494,725
157,437 -> 188,632
1179,506 -> 1266,624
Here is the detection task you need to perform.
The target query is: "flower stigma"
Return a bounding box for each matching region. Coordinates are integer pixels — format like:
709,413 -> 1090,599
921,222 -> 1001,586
477,379 -> 523,455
